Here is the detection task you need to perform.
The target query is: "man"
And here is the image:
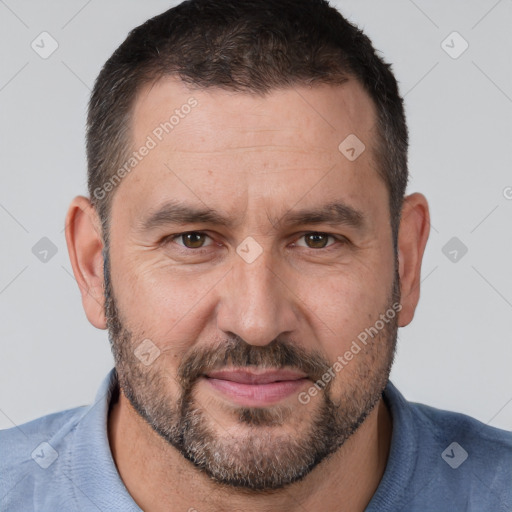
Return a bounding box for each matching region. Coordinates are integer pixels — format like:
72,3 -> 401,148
1,0 -> 511,510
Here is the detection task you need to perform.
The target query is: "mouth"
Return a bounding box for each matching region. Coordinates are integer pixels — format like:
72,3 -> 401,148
201,368 -> 310,407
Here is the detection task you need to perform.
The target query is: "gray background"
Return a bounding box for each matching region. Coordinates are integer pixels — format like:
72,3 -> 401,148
0,0 -> 511,431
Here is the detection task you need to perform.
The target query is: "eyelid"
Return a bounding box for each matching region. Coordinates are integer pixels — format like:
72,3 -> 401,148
167,231 -> 214,248
161,230 -> 349,251
293,232 -> 347,248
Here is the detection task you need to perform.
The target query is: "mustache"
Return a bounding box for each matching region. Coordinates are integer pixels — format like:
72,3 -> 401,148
177,336 -> 332,390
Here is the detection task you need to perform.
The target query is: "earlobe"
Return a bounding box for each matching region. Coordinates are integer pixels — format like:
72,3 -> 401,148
396,193 -> 430,328
64,196 -> 107,330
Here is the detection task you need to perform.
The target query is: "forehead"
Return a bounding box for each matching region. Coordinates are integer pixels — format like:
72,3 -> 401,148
112,76 -> 386,228
131,76 -> 377,152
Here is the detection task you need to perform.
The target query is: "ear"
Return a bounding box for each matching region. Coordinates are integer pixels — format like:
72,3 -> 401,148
64,196 -> 107,329
397,193 -> 430,327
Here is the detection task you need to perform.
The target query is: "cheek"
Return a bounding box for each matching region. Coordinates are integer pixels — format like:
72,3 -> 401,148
112,258 -> 225,352
298,260 -> 394,361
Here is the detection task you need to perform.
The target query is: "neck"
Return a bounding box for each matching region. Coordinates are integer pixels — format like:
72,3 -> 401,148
108,390 -> 392,512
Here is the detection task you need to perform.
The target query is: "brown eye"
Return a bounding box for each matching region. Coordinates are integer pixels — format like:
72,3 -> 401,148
303,232 -> 331,249
178,232 -> 209,248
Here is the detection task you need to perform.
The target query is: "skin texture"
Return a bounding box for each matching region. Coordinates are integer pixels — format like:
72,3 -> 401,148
65,77 -> 430,511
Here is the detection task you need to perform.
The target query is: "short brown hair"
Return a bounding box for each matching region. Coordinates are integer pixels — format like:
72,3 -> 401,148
87,0 -> 408,248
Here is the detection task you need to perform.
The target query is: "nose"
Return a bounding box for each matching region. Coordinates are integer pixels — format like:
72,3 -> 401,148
215,251 -> 298,347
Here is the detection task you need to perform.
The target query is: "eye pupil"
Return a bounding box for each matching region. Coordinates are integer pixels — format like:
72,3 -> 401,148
183,232 -> 205,248
306,233 -> 328,248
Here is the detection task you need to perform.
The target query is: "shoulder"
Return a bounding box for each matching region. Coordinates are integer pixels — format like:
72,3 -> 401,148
0,406 -> 88,509
414,401 -> 511,509
1,405 -> 89,460
386,382 -> 512,456
409,398 -> 512,460
384,383 -> 512,511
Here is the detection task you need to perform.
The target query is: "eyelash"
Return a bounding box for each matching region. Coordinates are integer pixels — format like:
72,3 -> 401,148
163,231 -> 348,252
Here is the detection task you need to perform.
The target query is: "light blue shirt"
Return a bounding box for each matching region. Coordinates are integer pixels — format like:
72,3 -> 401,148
1,370 -> 511,511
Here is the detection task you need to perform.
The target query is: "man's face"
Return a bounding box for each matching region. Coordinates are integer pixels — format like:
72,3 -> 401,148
104,78 -> 399,489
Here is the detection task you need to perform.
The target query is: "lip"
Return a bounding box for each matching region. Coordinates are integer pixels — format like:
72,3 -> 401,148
202,368 -> 309,407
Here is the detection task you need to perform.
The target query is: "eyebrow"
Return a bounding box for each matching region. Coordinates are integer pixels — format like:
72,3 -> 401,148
279,201 -> 366,230
138,200 -> 233,232
137,199 -> 366,233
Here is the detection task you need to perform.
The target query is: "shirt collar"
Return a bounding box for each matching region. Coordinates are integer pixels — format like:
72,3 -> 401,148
70,369 -> 141,511
365,380 -> 420,511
